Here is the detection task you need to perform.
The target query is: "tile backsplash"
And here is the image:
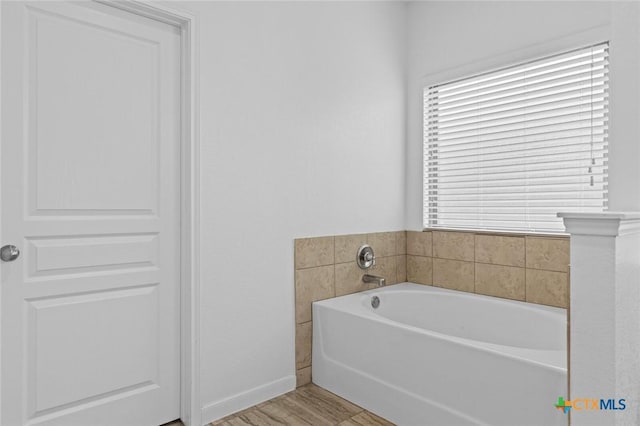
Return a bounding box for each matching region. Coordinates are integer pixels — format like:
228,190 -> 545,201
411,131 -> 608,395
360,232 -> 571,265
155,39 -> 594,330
407,230 -> 569,308
294,231 -> 406,387
294,229 -> 570,387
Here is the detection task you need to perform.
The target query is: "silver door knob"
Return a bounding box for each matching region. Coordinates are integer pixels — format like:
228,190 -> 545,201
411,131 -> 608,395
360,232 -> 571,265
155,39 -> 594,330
0,245 -> 20,262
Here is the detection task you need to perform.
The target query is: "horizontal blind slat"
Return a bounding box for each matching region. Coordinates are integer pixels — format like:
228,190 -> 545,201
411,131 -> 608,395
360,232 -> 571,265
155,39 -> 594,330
433,54 -> 608,99
436,133 -> 606,155
434,123 -> 607,147
436,114 -> 607,140
434,76 -> 608,113
431,81 -> 608,118
431,99 -> 607,131
433,45 -> 608,94
435,65 -> 608,108
435,144 -> 607,166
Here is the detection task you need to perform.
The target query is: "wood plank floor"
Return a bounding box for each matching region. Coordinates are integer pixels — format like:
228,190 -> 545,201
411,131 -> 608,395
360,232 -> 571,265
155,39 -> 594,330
210,384 -> 395,426
161,384 -> 395,426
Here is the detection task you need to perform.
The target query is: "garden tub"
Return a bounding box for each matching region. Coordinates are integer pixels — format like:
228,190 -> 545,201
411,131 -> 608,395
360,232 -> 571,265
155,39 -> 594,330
312,282 -> 567,426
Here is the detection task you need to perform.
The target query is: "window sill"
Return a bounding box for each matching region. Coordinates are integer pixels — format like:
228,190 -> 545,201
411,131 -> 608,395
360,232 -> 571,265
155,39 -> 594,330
421,227 -> 569,238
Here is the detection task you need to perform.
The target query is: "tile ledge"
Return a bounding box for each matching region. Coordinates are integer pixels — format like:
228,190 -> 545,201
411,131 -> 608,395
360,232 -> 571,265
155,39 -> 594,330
559,211 -> 640,237
422,227 -> 568,238
557,211 -> 640,220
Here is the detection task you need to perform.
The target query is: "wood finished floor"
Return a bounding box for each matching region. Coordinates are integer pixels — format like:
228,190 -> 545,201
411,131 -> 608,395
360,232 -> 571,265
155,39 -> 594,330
209,384 -> 395,426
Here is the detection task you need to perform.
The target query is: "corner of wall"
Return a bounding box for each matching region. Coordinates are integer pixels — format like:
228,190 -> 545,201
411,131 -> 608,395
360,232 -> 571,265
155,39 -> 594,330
201,376 -> 296,425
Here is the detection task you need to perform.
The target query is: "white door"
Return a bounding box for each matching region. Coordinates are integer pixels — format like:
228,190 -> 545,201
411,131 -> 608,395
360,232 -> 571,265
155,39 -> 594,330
1,2 -> 181,425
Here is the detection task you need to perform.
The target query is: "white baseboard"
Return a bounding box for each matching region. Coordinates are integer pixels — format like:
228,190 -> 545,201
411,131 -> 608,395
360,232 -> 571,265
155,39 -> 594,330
200,375 -> 296,425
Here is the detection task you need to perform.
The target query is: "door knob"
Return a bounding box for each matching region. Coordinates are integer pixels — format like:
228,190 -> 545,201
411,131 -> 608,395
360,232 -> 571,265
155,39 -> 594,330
0,245 -> 20,262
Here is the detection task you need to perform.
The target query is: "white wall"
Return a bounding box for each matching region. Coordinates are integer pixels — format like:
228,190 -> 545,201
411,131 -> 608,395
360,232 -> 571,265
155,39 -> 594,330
156,1 -> 640,422
406,1 -> 640,230
171,2 -> 407,422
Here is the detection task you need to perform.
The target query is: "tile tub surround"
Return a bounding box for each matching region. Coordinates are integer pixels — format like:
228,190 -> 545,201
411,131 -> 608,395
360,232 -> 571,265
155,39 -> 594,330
294,229 -> 568,388
294,231 -> 406,387
406,230 -> 570,308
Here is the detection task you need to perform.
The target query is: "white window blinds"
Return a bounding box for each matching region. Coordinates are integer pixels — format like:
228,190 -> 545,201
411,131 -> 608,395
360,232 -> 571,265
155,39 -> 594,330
424,42 -> 609,232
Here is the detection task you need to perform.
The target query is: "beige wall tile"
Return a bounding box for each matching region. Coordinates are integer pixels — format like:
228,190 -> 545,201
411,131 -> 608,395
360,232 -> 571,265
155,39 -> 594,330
335,262 -> 367,296
295,265 -> 334,324
526,237 -> 570,272
296,367 -> 311,387
368,232 -> 397,257
396,255 -> 407,282
335,234 -> 367,264
526,268 -> 568,308
475,263 -> 525,301
407,231 -> 432,257
295,322 -> 312,370
407,255 -> 432,285
433,231 -> 474,261
433,258 -> 474,292
475,234 -> 525,267
395,231 -> 407,255
295,236 -> 334,269
371,256 -> 397,285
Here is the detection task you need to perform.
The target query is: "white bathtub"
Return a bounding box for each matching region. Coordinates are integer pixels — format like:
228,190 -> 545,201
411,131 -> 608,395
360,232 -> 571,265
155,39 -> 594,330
312,282 -> 567,426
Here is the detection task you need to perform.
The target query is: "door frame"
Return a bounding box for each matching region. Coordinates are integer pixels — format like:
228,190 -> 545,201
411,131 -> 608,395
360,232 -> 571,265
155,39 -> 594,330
0,1 -> 202,425
96,2 -> 202,425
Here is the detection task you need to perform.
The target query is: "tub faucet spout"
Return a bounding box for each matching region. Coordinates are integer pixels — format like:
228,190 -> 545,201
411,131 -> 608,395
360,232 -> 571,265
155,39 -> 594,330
363,274 -> 386,287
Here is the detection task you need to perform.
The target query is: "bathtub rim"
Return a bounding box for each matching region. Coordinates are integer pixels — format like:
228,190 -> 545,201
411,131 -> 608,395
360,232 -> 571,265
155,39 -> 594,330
313,282 -> 567,373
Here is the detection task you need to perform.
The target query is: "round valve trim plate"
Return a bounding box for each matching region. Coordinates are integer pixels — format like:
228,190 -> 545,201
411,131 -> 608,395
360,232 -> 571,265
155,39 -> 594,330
356,244 -> 375,269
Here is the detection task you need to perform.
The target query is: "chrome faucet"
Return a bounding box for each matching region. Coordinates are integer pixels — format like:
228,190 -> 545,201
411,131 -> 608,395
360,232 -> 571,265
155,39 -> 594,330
363,274 -> 386,287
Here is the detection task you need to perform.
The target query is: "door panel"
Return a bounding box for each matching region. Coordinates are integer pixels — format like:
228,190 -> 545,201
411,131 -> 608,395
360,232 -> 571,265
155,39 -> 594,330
29,8 -> 159,214
26,234 -> 158,275
28,286 -> 158,413
1,2 -> 181,425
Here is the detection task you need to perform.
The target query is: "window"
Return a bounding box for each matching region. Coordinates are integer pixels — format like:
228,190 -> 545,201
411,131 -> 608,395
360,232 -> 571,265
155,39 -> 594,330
424,43 -> 609,232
